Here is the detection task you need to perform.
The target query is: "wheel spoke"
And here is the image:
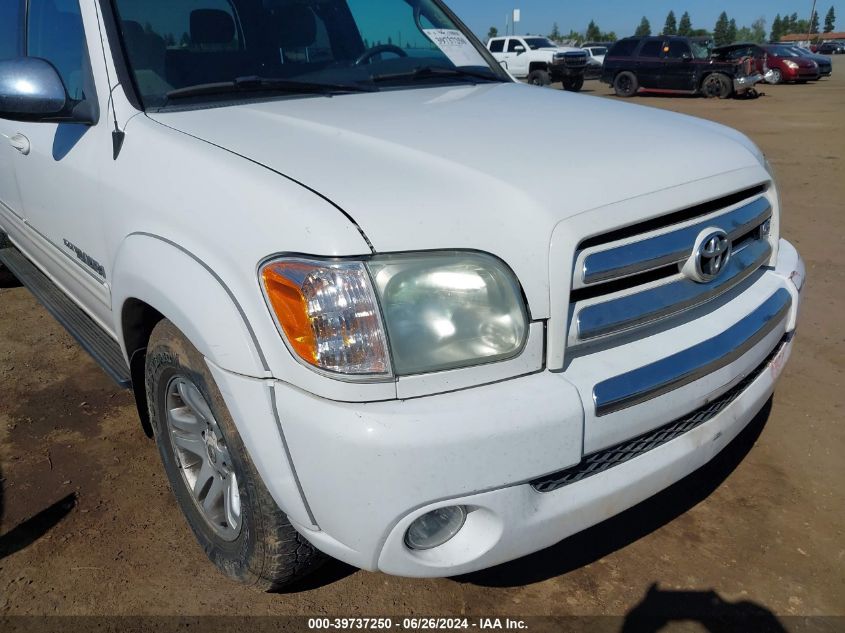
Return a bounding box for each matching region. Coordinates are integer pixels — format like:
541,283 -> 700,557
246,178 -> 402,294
223,475 -> 241,530
203,476 -> 226,515
177,380 -> 214,423
168,406 -> 203,433
193,461 -> 215,497
172,433 -> 206,458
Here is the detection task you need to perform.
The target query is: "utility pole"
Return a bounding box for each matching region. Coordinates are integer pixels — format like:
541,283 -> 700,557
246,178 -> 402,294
807,0 -> 818,46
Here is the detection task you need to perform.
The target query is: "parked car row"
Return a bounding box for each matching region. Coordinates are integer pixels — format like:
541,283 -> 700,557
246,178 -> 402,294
600,36 -> 765,99
485,34 -> 836,97
712,43 -> 833,82
593,35 -> 837,99
817,41 -> 845,54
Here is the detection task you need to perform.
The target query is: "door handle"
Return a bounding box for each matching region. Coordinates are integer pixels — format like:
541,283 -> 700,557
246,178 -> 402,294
10,133 -> 31,155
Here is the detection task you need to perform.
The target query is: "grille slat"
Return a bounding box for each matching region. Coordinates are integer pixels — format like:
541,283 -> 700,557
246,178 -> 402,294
531,337 -> 787,493
568,192 -> 774,347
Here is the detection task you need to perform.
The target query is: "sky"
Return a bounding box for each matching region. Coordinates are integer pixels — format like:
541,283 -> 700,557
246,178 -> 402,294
445,0 -> 843,39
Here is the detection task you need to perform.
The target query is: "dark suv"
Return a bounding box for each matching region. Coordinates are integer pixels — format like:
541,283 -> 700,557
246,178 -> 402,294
602,36 -> 763,98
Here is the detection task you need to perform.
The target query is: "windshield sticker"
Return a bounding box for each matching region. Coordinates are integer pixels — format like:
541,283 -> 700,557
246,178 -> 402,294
423,29 -> 487,67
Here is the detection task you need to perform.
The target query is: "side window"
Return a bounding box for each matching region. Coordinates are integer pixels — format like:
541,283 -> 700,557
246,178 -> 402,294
507,39 -> 524,53
665,41 -> 691,59
639,40 -> 663,58
27,0 -> 89,101
608,39 -> 639,57
0,0 -> 24,61
489,39 -> 504,53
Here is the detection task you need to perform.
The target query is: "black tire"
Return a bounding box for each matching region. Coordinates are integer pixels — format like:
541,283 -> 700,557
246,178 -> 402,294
562,76 -> 585,92
613,71 -> 638,97
527,69 -> 551,86
701,73 -> 733,99
145,320 -> 324,591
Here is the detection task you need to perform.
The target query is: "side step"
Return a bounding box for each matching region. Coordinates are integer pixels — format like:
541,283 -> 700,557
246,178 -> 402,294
0,242 -> 131,388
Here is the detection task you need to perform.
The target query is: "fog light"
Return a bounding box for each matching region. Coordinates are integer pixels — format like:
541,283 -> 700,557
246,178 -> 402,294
405,506 -> 467,551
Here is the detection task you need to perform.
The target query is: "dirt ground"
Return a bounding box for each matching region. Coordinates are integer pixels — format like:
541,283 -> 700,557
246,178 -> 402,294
1,62 -> 843,626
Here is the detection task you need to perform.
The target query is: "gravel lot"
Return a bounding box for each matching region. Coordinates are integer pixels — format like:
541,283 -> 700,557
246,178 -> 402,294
1,60 -> 843,626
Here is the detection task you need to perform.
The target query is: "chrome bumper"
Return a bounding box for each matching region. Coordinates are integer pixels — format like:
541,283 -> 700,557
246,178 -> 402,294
593,288 -> 792,416
735,73 -> 764,91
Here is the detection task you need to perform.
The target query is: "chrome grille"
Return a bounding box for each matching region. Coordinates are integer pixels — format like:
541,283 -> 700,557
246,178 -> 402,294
561,52 -> 588,68
568,188 -> 773,349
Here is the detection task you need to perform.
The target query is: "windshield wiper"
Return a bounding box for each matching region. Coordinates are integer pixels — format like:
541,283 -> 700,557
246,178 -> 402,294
370,66 -> 505,84
165,76 -> 378,101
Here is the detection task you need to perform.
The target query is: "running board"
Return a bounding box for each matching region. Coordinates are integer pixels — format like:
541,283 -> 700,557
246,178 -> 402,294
0,242 -> 131,388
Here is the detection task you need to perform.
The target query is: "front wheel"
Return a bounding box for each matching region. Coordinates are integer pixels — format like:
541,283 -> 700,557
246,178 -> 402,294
527,69 -> 551,86
613,71 -> 638,97
562,76 -> 584,92
701,73 -> 733,99
145,320 -> 324,591
768,68 -> 783,84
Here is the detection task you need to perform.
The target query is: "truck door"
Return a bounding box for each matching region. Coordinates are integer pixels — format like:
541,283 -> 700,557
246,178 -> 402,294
635,39 -> 665,88
503,38 -> 529,77
7,0 -> 113,325
661,40 -> 697,91
0,0 -> 24,227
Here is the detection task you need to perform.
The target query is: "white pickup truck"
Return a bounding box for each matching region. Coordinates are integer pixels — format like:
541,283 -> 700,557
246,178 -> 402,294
0,0 -> 804,589
487,36 -> 589,90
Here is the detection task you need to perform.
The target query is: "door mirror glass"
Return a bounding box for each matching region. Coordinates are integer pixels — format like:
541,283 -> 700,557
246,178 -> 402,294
0,57 -> 68,121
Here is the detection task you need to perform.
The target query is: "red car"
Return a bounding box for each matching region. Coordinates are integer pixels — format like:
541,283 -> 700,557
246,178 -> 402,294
763,45 -> 820,83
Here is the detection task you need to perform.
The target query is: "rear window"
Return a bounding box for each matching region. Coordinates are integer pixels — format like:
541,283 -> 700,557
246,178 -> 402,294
0,0 -> 24,60
608,39 -> 639,58
489,39 -> 504,53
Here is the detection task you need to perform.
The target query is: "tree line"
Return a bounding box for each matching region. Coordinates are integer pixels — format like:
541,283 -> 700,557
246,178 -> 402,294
487,6 -> 838,46
635,6 -> 837,45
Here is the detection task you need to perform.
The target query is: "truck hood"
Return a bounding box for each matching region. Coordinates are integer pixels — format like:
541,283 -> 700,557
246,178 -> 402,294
149,83 -> 762,313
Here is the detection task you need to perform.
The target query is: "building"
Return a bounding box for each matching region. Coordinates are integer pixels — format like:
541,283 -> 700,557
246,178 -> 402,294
779,32 -> 845,47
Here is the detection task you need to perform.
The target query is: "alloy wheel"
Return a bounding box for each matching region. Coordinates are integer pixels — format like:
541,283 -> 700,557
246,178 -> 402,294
165,376 -> 242,541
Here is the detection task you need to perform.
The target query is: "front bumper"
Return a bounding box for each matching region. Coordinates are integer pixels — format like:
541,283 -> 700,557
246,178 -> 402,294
734,73 -> 764,92
217,240 -> 803,577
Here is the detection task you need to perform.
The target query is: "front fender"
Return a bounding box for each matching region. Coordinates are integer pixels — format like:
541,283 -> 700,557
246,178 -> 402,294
112,233 -> 268,377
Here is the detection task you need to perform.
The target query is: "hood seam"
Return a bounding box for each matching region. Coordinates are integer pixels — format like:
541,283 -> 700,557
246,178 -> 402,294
144,114 -> 377,254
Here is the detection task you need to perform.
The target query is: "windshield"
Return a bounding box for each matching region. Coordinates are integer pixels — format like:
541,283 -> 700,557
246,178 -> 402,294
690,40 -> 712,59
523,37 -> 557,50
768,46 -> 800,57
111,0 -> 506,108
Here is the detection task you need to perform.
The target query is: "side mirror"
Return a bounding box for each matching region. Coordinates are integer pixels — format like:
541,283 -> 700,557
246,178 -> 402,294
681,52 -> 693,61
514,45 -> 526,54
0,58 -> 68,122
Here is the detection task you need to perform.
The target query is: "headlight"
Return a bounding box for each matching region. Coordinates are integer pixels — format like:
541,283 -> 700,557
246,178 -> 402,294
260,252 -> 529,379
261,259 -> 391,376
367,252 -> 528,376
784,60 -> 799,69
